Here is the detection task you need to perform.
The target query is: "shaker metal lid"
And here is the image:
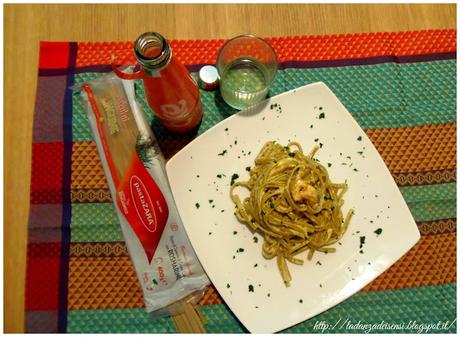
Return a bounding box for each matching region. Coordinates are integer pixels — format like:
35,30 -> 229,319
198,65 -> 219,90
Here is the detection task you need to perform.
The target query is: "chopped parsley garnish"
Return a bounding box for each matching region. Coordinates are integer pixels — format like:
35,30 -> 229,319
253,236 -> 258,243
209,199 -> 213,203
208,232 -> 212,235
316,261 -> 322,266
218,149 -> 227,156
217,174 -> 222,178
310,124 -> 313,128
359,236 -> 366,249
327,163 -> 332,167
245,166 -> 251,172
353,168 -> 358,172
233,231 -> 238,235
152,279 -> 158,285
357,136 -> 362,141
248,285 -> 254,292
299,299 -> 303,303
237,248 -> 244,253
195,203 -> 200,209
254,263 -> 258,267
319,112 -> 325,119
230,173 -> 239,186
224,128 -> 229,132
288,152 -> 296,157
374,228 -> 383,236
314,138 -> 319,142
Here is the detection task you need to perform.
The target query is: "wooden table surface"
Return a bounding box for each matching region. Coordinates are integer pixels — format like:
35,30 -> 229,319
4,3 -> 456,333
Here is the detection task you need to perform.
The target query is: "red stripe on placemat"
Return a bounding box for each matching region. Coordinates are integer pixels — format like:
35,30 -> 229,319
31,142 -> 64,204
39,42 -> 71,69
72,29 -> 455,67
25,242 -> 62,311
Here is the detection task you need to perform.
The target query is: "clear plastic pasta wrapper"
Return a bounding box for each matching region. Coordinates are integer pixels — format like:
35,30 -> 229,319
79,72 -> 209,316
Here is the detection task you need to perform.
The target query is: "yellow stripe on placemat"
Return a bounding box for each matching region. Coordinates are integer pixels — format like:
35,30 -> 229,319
68,256 -> 144,310
366,123 -> 456,174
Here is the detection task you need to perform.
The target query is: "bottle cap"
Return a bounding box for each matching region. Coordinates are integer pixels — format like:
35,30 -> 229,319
198,65 -> 220,90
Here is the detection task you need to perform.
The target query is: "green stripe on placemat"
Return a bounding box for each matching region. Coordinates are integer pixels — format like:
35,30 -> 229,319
67,308 -> 177,333
201,283 -> 456,333
71,203 -> 124,242
67,284 -> 456,333
71,60 -> 456,142
400,183 -> 456,222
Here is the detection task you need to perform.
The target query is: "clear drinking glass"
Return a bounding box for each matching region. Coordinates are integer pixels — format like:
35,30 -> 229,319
216,35 -> 278,110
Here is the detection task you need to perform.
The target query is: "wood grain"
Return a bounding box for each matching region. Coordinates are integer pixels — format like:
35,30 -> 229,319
4,3 -> 456,333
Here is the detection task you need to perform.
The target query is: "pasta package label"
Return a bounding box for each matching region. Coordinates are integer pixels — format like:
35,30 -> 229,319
116,151 -> 169,263
80,73 -> 209,315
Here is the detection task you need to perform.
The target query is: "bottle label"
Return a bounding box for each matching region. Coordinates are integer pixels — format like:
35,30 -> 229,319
116,152 -> 169,263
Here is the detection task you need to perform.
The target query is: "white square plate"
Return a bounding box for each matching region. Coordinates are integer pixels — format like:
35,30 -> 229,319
165,82 -> 420,333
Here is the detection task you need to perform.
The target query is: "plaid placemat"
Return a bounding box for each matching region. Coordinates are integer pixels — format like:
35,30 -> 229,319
26,30 -> 456,333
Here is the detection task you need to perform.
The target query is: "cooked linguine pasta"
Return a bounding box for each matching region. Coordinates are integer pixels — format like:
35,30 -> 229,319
230,141 -> 353,286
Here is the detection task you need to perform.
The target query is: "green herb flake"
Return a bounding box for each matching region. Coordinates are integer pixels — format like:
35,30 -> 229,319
316,261 -> 322,266
195,203 -> 200,209
318,112 -> 325,119
218,149 -> 227,156
299,299 -> 303,303
237,248 -> 245,253
209,199 -> 213,204
310,124 -> 313,128
224,128 -> 229,132
233,231 -> 238,235
230,173 -> 239,186
234,140 -> 237,145
152,279 -> 158,285
254,263 -> 258,267
248,284 -> 254,292
288,152 -> 296,157
253,236 -> 258,243
327,163 -> 332,167
359,236 -> 366,249
217,174 -> 222,178
245,166 -> 251,172
208,232 -> 212,235
357,136 -> 362,141
359,250 -> 364,254
353,168 -> 359,172
374,228 -> 383,236
227,283 -> 230,288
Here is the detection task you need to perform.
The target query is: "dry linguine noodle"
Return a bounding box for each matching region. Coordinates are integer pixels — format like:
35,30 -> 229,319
230,141 -> 353,286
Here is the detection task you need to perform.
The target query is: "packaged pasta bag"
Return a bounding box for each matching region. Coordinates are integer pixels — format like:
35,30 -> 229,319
79,73 -> 209,317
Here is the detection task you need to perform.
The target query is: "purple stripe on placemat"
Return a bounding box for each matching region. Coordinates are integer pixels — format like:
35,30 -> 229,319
26,311 -> 59,333
57,42 -> 77,333
37,51 -> 457,76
